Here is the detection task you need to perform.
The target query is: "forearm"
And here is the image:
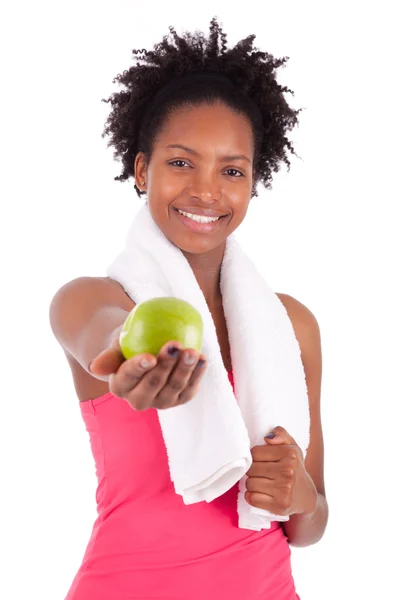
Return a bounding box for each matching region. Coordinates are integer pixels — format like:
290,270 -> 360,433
282,493 -> 329,548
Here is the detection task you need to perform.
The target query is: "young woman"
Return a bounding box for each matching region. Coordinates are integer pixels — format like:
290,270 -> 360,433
50,17 -> 328,600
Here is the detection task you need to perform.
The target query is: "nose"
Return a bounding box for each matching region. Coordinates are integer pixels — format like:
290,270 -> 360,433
186,170 -> 222,204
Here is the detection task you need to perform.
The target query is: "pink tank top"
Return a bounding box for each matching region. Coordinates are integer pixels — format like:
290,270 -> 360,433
65,370 -> 300,600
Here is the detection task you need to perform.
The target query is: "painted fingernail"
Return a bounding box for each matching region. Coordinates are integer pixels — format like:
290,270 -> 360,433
197,359 -> 206,369
265,432 -> 276,439
168,346 -> 180,357
183,353 -> 196,365
140,358 -> 151,368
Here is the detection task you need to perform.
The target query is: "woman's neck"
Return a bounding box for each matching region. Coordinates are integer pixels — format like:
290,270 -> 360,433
180,241 -> 226,310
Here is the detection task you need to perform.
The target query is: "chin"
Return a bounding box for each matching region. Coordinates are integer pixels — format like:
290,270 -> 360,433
173,236 -> 225,255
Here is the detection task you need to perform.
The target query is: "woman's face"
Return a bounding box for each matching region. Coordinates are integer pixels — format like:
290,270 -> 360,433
135,101 -> 255,255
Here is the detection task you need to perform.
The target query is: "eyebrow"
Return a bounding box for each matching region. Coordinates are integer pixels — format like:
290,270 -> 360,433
165,144 -> 251,165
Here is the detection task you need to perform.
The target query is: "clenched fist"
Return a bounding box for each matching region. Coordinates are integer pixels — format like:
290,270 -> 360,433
245,426 -> 318,517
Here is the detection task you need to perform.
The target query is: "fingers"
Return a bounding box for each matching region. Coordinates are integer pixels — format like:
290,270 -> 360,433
172,356 -> 207,407
108,340 -> 183,407
152,345 -> 207,409
246,461 -> 294,480
109,340 -> 207,411
250,444 -> 298,463
109,350 -> 159,400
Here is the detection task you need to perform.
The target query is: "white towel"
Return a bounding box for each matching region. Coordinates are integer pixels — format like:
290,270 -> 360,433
106,200 -> 310,530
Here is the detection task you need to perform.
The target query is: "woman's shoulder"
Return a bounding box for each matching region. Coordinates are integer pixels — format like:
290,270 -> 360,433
276,293 -> 319,329
50,276 -> 135,322
100,276 -> 134,310
276,292 -> 321,361
74,276 -> 134,311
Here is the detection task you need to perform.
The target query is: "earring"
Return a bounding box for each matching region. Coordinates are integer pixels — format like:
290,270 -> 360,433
142,181 -> 145,185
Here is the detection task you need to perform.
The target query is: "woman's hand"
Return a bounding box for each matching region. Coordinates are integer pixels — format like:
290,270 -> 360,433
89,337 -> 207,411
245,426 -> 318,516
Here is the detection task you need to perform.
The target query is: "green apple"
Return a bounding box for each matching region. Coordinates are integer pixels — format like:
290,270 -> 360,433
119,297 -> 203,360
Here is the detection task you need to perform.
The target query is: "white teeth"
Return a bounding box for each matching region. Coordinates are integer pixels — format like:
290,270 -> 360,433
177,209 -> 220,224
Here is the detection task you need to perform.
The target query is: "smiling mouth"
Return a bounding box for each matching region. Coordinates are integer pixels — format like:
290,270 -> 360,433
173,207 -> 228,232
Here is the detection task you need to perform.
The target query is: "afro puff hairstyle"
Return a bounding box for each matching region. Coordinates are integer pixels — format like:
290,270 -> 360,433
101,17 -> 302,198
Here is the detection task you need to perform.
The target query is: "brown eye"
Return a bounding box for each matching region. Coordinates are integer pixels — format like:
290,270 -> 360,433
225,169 -> 244,177
169,160 -> 190,168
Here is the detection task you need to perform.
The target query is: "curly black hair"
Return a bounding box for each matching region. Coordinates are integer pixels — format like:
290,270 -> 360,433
101,17 -> 302,198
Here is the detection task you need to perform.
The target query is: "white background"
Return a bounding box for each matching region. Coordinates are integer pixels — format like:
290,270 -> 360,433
1,1 -> 399,598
